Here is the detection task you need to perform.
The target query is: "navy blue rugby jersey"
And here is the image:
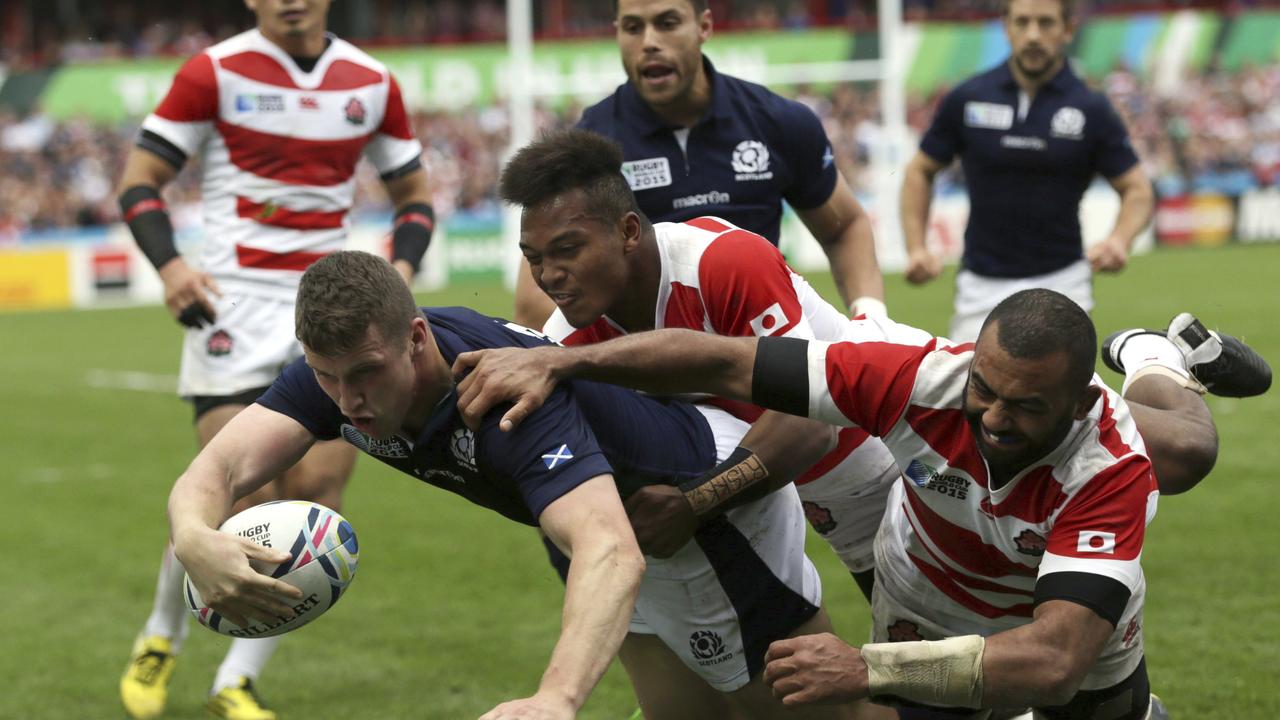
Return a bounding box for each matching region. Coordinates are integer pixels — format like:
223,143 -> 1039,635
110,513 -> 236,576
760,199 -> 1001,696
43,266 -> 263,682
578,58 -> 837,244
257,306 -> 718,526
919,61 -> 1140,278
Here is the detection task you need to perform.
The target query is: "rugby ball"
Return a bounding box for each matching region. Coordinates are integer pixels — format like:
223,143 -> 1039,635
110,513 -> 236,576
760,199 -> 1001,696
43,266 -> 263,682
184,500 -> 359,638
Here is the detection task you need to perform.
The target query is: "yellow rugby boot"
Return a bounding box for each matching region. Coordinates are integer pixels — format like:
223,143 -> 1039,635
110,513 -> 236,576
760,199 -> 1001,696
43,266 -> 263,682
207,677 -> 277,720
120,635 -> 178,719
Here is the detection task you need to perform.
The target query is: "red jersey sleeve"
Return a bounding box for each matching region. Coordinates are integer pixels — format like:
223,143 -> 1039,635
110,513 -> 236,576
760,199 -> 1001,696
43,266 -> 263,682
697,229 -> 812,340
364,74 -> 423,177
811,339 -> 936,435
1039,455 -> 1155,592
153,53 -> 218,123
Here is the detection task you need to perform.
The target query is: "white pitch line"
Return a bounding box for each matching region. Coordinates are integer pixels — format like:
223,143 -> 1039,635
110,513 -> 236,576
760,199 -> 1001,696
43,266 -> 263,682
85,369 -> 178,394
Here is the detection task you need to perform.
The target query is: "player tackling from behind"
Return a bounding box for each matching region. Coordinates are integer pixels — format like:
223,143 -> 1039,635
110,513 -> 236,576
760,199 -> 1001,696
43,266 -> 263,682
117,1 -> 433,718
453,290 -> 1270,719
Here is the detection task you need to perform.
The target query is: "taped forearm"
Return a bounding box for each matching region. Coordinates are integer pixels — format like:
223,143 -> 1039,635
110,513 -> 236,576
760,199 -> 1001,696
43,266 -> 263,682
120,185 -> 179,271
678,447 -> 772,516
863,635 -> 985,708
391,202 -> 435,273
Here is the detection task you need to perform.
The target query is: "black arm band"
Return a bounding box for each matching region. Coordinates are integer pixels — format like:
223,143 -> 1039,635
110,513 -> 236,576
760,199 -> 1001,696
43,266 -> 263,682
1034,571 -> 1132,627
119,185 -> 180,271
137,130 -> 188,170
391,202 -> 435,273
753,336 -> 811,417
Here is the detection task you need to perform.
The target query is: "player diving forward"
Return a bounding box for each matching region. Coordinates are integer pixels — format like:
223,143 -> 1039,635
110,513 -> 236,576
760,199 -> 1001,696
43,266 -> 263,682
169,250 -> 877,720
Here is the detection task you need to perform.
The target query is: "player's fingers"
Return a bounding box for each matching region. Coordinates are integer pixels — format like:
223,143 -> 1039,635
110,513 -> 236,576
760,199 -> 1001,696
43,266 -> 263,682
452,350 -> 484,378
241,539 -> 292,566
499,399 -> 534,432
202,273 -> 223,298
764,638 -> 798,663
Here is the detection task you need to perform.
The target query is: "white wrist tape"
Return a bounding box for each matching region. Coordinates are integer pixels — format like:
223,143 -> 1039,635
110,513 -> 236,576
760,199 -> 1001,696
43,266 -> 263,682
863,634 -> 985,708
850,296 -> 888,319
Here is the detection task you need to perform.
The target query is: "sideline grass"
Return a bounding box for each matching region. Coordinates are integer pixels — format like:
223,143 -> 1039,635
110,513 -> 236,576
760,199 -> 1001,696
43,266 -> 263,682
1,243 -> 1276,718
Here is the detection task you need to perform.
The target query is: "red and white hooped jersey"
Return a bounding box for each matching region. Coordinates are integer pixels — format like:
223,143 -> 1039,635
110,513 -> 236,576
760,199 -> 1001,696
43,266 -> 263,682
799,337 -> 1157,683
542,215 -> 912,484
141,29 -> 422,297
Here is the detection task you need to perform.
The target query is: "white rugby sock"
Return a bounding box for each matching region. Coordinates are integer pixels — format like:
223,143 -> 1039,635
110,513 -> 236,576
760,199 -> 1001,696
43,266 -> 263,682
142,543 -> 191,653
1117,334 -> 1192,394
213,637 -> 282,693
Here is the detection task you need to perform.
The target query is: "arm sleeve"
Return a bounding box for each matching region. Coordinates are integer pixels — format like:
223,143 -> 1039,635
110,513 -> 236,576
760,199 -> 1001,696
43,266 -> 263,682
753,336 -> 933,434
364,74 -> 424,178
918,87 -> 965,165
475,384 -> 615,521
139,53 -> 218,159
1035,455 -> 1156,624
254,358 -> 346,441
776,100 -> 839,211
1091,98 -> 1141,179
697,229 -> 815,340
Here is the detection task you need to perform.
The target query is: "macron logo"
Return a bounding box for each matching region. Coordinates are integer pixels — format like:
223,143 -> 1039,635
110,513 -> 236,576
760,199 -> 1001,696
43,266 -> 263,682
1077,530 -> 1117,554
542,444 -> 573,470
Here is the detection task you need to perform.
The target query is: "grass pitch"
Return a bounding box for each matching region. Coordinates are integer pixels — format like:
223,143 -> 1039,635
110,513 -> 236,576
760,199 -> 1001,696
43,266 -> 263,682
2,243 -> 1277,719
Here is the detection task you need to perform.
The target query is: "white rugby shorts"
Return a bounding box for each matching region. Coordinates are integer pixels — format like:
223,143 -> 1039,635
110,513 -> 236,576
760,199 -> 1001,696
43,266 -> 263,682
950,259 -> 1093,343
178,291 -> 302,398
795,439 -> 898,574
627,405 -> 823,691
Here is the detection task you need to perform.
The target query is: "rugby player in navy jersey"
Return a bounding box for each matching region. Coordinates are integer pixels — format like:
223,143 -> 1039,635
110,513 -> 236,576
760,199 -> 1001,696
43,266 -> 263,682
513,0 -> 885,330
167,250 -> 863,720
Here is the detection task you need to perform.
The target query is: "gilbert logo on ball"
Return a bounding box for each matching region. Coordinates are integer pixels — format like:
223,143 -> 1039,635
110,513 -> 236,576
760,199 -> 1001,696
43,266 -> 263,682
184,500 -> 359,638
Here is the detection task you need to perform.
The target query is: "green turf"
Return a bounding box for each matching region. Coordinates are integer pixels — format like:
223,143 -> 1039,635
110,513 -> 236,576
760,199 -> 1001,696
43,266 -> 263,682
2,244 -> 1277,719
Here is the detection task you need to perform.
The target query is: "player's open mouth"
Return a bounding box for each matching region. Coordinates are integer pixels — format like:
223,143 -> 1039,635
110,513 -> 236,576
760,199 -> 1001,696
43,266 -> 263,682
640,64 -> 676,83
981,428 -> 1025,450
351,416 -> 376,433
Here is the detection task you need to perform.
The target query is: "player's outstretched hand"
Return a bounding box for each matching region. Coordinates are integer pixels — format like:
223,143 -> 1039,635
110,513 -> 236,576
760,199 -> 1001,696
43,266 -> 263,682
173,526 -> 302,629
478,692 -> 575,720
904,248 -> 943,285
1087,238 -> 1128,273
453,346 -> 563,432
158,257 -> 221,328
624,485 -> 699,558
763,633 -> 869,707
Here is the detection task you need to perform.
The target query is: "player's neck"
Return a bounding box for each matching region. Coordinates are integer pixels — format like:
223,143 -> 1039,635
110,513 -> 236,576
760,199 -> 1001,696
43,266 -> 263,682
260,27 -> 329,60
610,232 -> 662,333
404,346 -> 452,435
650,71 -> 712,129
1008,57 -> 1063,97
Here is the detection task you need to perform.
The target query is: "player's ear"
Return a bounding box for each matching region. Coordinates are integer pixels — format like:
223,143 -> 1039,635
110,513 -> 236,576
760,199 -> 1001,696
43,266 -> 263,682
1074,384 -> 1101,420
698,8 -> 713,41
409,316 -> 430,356
620,211 -> 643,253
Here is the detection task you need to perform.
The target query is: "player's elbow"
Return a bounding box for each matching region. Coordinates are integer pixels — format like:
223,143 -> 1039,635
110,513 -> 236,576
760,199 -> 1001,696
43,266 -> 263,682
1036,667 -> 1086,707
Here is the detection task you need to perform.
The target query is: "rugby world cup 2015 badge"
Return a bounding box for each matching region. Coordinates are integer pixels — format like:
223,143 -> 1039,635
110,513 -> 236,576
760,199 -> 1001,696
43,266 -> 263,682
964,102 -> 1013,130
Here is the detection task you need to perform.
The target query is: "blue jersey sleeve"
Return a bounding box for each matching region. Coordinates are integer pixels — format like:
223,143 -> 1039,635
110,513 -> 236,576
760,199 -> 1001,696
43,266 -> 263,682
474,383 -> 615,522
1090,98 -> 1141,179
778,99 -> 839,211
919,87 -> 966,165
254,357 -> 345,441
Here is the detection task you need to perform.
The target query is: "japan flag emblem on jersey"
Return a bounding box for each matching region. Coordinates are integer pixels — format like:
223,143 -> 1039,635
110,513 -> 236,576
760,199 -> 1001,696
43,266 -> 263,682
749,302 -> 789,336
1077,530 -> 1116,554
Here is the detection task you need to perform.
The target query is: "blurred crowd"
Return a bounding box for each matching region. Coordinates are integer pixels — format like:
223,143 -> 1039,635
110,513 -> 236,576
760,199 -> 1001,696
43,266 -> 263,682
4,59 -> 1278,242
5,0 -> 1272,70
